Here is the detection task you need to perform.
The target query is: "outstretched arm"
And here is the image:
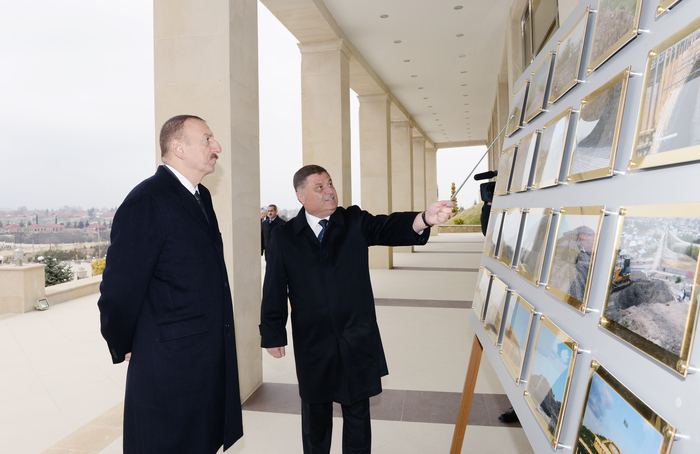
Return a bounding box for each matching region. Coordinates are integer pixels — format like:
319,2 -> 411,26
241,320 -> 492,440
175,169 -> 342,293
413,200 -> 454,233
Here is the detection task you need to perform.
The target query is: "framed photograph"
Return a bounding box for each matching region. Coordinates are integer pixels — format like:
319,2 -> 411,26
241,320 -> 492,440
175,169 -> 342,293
473,265 -> 494,322
630,19 -> 700,170
657,0 -> 685,17
567,68 -> 631,183
500,293 -> 536,384
516,208 -> 555,286
524,52 -> 555,124
532,108 -> 573,190
549,8 -> 591,104
494,145 -> 518,196
483,277 -> 509,346
600,202 -> 700,377
574,361 -> 676,454
497,208 -> 524,269
524,315 -> 579,449
506,80 -> 530,137
546,206 -> 605,313
587,0 -> 644,73
484,208 -> 505,258
510,131 -> 540,193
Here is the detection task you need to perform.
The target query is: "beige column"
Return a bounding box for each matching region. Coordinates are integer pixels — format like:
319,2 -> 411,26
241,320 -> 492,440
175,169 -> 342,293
412,136 -> 426,212
358,94 -> 392,269
0,265 -> 45,314
391,120 -> 413,253
154,0 -> 261,401
299,40 -> 352,207
424,145 -> 438,237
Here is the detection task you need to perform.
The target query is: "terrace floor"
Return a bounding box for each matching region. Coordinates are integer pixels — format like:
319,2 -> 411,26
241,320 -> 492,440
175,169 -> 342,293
0,233 -> 533,454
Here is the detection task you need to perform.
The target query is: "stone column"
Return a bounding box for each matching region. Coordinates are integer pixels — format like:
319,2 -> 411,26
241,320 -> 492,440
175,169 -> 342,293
358,94 -> 392,269
154,0 -> 261,401
412,136 -> 426,212
0,265 -> 45,314
298,40 -> 352,207
424,145 -> 438,236
391,120 -> 413,253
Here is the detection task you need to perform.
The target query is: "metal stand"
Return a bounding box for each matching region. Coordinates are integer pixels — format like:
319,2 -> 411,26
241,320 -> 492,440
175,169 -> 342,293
450,334 -> 484,454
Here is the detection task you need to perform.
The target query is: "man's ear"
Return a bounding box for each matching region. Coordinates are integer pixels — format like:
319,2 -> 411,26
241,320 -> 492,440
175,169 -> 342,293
171,140 -> 186,160
296,191 -> 305,205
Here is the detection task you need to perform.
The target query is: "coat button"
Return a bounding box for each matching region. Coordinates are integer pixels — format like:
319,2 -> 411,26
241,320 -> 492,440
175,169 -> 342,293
223,281 -> 229,288
225,324 -> 230,329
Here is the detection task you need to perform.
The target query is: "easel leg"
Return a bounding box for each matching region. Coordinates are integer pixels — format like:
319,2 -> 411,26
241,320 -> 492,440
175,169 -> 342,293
450,334 -> 483,454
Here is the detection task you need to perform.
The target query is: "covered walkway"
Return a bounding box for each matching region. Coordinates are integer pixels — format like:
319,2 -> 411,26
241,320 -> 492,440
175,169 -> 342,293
0,233 -> 532,453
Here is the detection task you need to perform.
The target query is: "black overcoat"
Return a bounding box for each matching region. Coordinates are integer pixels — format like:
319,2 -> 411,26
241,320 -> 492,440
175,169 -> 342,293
261,215 -> 286,256
98,166 -> 243,453
259,206 -> 429,405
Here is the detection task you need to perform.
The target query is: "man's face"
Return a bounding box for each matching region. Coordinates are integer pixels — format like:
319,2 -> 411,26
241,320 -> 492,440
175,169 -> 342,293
297,172 -> 337,218
267,206 -> 278,219
181,119 -> 221,181
261,209 -> 267,220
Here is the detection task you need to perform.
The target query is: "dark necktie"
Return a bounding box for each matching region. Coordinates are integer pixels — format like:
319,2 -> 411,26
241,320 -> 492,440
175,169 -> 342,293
318,219 -> 328,242
194,190 -> 209,224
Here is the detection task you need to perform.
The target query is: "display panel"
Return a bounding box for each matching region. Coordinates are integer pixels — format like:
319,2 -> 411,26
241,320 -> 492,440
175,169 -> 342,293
483,208 -> 505,258
600,202 -> 700,376
532,108 -> 573,190
500,293 -> 536,384
506,81 -> 530,137
546,206 -> 605,312
549,8 -> 591,104
568,68 -> 631,183
510,131 -> 540,193
524,315 -> 579,449
516,208 -> 555,286
473,266 -> 494,322
524,52 -> 554,124
497,208 -> 524,268
630,19 -> 700,170
484,277 -> 509,346
587,0 -> 644,73
574,362 -> 676,454
494,145 -> 518,196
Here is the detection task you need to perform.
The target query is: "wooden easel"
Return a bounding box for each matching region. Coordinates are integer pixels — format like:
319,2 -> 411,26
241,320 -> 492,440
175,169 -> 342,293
449,334 -> 484,454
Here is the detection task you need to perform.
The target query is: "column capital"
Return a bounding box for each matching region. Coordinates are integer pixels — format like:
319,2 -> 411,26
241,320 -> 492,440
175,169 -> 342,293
391,120 -> 411,127
357,93 -> 390,103
298,40 -> 352,60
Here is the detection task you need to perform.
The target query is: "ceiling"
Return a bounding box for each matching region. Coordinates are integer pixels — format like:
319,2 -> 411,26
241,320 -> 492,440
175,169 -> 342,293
261,0 -> 512,148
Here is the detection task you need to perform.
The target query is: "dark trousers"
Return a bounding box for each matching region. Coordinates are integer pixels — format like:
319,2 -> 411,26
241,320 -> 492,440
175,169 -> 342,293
301,398 -> 371,454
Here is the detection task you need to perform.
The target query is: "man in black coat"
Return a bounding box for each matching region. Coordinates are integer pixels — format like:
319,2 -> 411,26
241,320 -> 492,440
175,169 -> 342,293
261,203 -> 286,258
98,115 -> 243,453
260,164 -> 452,453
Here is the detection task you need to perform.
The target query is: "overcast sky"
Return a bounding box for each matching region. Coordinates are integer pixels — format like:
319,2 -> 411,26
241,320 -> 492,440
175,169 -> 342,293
1,1 -> 486,213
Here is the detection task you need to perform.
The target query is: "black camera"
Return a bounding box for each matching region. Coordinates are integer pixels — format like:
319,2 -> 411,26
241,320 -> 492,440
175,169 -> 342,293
475,171 -> 497,204
474,170 -> 498,235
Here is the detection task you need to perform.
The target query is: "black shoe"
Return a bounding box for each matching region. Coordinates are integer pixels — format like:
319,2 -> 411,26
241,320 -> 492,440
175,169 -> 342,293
498,407 -> 518,423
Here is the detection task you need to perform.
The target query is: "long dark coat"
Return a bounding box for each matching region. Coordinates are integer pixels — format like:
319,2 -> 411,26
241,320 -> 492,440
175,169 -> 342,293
261,215 -> 286,256
259,206 -> 429,405
98,166 -> 243,453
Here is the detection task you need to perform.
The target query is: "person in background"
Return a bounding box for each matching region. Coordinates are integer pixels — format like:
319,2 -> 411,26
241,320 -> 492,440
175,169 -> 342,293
261,204 -> 286,259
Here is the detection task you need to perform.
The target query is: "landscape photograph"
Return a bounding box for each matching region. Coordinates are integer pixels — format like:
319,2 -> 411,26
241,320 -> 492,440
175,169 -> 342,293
501,295 -> 535,382
550,11 -> 589,103
484,278 -> 509,345
506,81 -> 529,137
576,369 -> 671,454
497,208 -> 523,268
604,212 -> 699,357
483,209 -> 504,257
510,131 -> 540,193
517,209 -> 553,285
634,26 -> 700,164
533,109 -> 571,189
547,209 -> 603,309
524,53 -> 553,123
526,319 -> 576,440
495,146 -> 517,195
473,266 -> 493,321
569,73 -> 627,180
588,0 -> 641,72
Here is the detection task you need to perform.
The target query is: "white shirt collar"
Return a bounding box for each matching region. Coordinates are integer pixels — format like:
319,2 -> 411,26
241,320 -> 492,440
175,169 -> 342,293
305,210 -> 330,238
165,164 -> 198,195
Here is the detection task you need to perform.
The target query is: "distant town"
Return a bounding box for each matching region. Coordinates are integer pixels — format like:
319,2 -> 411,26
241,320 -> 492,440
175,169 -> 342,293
0,206 -> 115,266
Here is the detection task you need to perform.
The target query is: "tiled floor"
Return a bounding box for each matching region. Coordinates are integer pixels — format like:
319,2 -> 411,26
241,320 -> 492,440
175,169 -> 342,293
0,233 -> 534,453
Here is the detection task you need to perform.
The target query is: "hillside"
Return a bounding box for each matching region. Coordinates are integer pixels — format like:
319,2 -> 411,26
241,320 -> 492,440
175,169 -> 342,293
444,202 -> 483,225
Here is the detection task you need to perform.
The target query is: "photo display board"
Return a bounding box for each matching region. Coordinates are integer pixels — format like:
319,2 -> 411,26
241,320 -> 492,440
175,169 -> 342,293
470,1 -> 700,453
